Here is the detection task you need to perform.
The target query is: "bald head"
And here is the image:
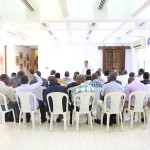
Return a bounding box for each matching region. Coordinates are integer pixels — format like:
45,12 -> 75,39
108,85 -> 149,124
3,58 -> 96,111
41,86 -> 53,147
48,76 -> 58,84
76,74 -> 86,85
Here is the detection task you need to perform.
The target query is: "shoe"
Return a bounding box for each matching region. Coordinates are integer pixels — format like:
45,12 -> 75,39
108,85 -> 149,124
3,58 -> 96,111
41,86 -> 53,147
94,119 -> 101,124
41,118 -> 47,123
26,119 -> 30,123
56,118 -> 62,123
16,118 -> 23,123
141,118 -> 144,122
48,119 -> 50,123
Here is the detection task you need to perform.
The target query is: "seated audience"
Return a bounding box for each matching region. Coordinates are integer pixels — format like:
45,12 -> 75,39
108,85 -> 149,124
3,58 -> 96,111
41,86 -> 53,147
16,69 -> 47,123
55,72 -> 66,85
135,68 -> 145,81
8,71 -> 24,86
63,71 -> 73,85
85,69 -> 92,81
30,70 -> 48,87
129,72 -> 135,78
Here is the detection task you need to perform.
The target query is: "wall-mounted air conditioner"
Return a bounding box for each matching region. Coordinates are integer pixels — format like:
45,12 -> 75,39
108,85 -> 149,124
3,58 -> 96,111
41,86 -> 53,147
132,38 -> 146,49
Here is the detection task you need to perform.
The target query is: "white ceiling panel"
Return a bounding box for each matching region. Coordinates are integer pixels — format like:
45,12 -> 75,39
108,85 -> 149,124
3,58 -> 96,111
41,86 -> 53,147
70,23 -> 89,30
91,30 -> 113,37
49,23 -> 67,30
111,30 -> 129,38
71,30 -> 88,37
96,22 -> 122,29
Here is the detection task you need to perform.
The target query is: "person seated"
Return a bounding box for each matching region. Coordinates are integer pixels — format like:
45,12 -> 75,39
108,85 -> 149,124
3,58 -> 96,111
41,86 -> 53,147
141,72 -> 150,85
96,73 -> 124,125
129,72 -> 135,78
8,71 -> 25,87
16,69 -> 47,123
135,68 -> 145,81
0,74 -> 19,122
63,71 -> 73,85
30,70 -> 48,87
55,72 -> 66,86
48,70 -> 56,79
10,72 -> 16,78
85,69 -> 92,84
43,76 -> 68,123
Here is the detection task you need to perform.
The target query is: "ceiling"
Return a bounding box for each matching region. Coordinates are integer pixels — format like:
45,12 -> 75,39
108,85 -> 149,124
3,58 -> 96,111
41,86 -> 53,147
0,0 -> 150,46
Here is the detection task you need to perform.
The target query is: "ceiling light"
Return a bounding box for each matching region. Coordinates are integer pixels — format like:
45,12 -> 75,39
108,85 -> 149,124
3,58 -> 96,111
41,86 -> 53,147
42,23 -> 47,27
139,22 -> 145,26
48,31 -> 53,35
92,23 -> 96,26
88,30 -> 92,34
21,0 -> 34,11
98,0 -> 107,10
125,30 -> 132,34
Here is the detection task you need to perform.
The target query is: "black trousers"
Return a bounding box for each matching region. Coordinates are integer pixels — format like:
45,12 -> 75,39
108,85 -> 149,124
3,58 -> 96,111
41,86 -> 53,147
26,100 -> 46,121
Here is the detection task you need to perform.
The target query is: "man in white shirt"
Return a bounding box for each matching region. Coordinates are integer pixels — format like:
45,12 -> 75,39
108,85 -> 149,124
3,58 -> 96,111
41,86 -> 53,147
82,60 -> 93,75
16,69 -> 47,123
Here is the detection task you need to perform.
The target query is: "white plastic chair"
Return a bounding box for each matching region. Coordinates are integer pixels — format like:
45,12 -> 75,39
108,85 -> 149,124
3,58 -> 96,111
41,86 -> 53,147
0,93 -> 16,126
35,86 -> 46,101
15,92 -> 40,129
127,91 -> 148,129
101,92 -> 126,131
46,92 -> 69,131
72,92 -> 95,131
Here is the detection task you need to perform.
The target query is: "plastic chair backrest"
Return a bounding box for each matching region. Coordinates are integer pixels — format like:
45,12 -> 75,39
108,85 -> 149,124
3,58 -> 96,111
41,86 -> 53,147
104,92 -> 126,114
0,93 -> 9,112
35,86 -> 46,101
16,92 -> 37,112
129,90 -> 148,112
46,92 -> 68,114
145,84 -> 150,95
74,92 -> 95,112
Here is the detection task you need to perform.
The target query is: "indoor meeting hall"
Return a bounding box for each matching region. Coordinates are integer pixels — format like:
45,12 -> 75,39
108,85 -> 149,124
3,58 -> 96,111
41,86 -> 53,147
0,0 -> 150,150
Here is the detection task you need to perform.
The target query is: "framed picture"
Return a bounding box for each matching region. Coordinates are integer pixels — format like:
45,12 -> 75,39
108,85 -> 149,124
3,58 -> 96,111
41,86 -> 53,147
19,62 -> 23,71
23,57 -> 26,67
27,63 -> 30,70
16,56 -> 19,66
26,54 -> 30,62
19,52 -> 23,61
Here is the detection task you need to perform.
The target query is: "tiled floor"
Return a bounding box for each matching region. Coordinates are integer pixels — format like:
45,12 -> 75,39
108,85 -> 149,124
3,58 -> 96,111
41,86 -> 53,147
1,111 -> 150,150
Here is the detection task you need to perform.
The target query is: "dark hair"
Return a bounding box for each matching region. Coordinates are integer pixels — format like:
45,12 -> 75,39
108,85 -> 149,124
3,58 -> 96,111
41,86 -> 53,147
74,71 -> 79,75
122,70 -> 127,75
86,69 -> 91,75
64,71 -> 69,77
17,71 -> 25,78
36,71 -> 41,77
55,72 -> 60,78
139,68 -> 145,74
104,70 -> 110,76
11,72 -> 16,77
20,75 -> 28,84
0,74 -> 8,80
91,73 -> 98,80
129,72 -> 135,78
50,70 -> 56,75
143,72 -> 149,80
84,60 -> 88,63
108,73 -> 116,82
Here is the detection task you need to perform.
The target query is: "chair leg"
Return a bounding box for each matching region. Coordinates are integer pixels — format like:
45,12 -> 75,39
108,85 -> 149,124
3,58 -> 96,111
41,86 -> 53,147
106,113 -> 110,132
138,112 -> 141,123
23,113 -> 26,124
19,112 -> 22,130
101,110 -> 104,126
143,110 -> 146,128
89,112 -> 93,130
67,112 -> 70,126
2,112 -> 5,126
123,109 -> 126,123
120,112 -> 123,131
72,110 -> 74,126
76,112 -> 79,131
130,111 -> 134,129
12,110 -> 16,125
31,112 -> 35,129
50,114 -> 53,131
63,113 -> 67,131
117,114 -> 119,125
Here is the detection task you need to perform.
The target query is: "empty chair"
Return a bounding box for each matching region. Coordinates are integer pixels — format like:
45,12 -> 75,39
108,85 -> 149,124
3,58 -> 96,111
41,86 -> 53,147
15,92 -> 40,129
0,93 -> 16,126
101,92 -> 126,131
72,92 -> 95,131
46,92 -> 69,131
127,90 -> 148,129
35,86 -> 46,101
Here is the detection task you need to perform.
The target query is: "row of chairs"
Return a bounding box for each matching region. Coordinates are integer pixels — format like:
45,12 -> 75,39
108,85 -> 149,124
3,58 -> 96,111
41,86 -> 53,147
0,90 -> 149,132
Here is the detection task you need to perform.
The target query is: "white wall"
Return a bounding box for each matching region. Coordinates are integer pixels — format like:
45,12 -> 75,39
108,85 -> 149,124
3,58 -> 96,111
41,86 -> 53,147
38,43 -> 102,78
7,45 -> 34,79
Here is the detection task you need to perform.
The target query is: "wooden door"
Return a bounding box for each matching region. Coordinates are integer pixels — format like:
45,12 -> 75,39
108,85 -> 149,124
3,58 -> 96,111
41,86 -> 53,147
102,46 -> 125,74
